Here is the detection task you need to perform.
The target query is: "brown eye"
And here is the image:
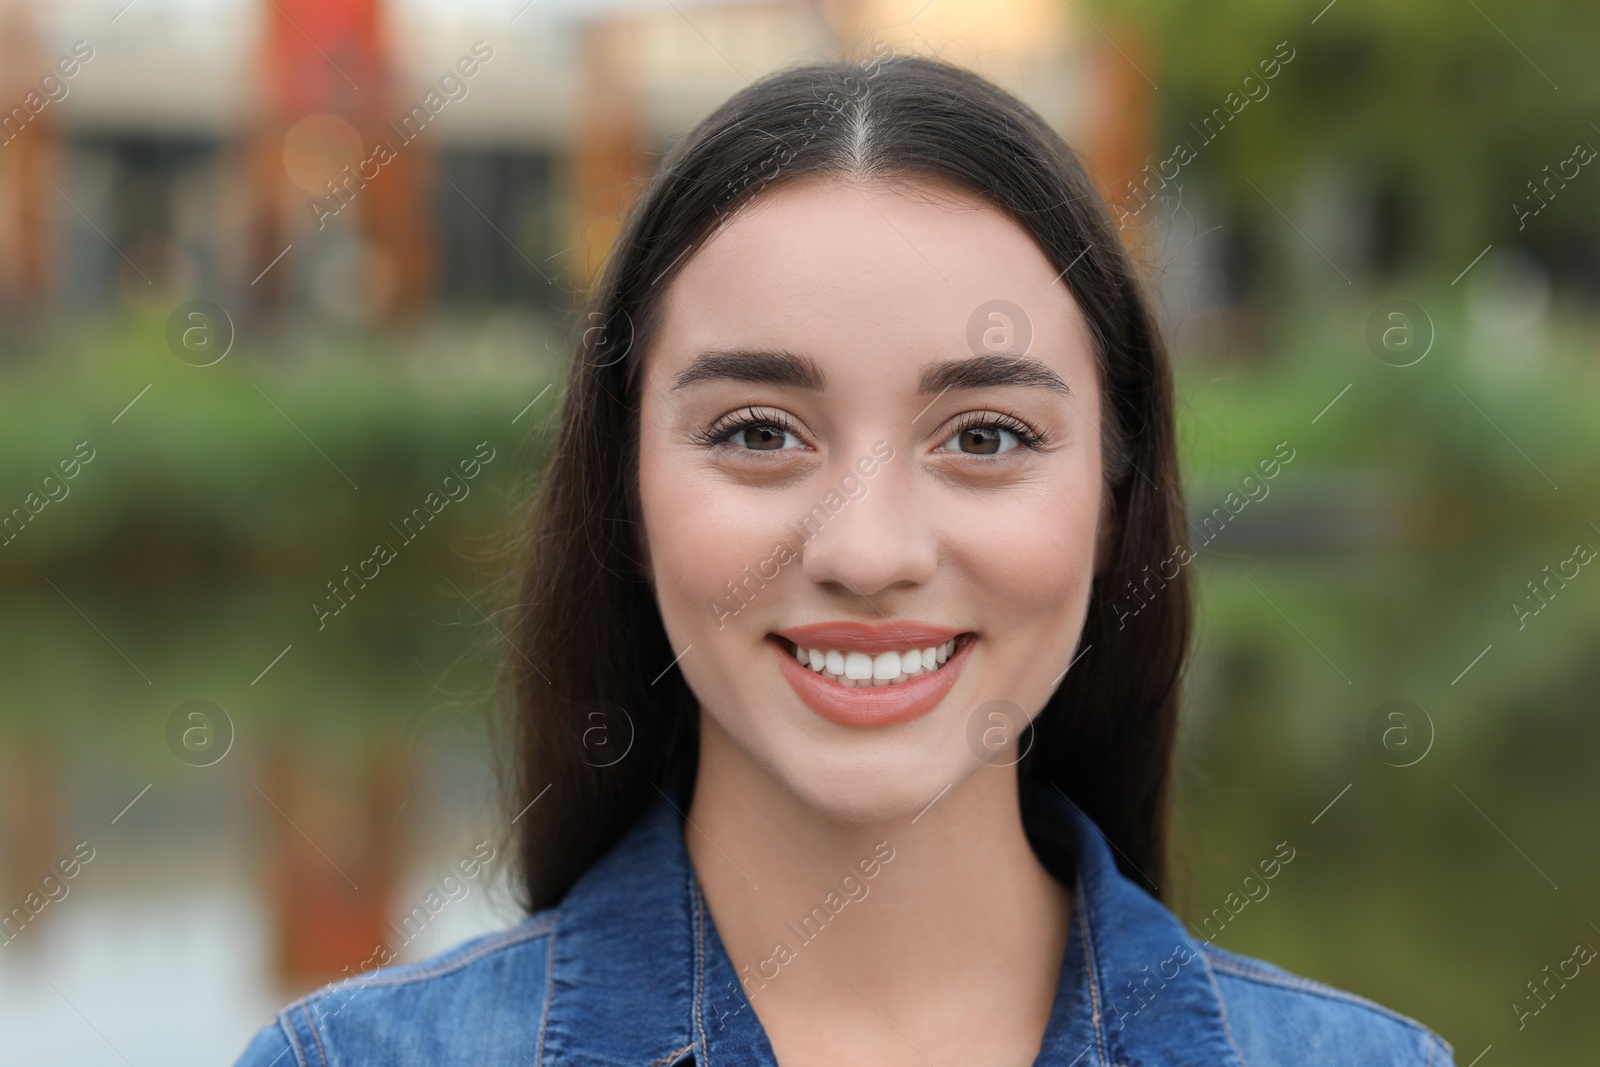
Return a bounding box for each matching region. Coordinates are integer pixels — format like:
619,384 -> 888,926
729,424 -> 801,451
957,427 -> 1004,454
695,409 -> 807,454
736,425 -> 787,451
938,423 -> 1025,456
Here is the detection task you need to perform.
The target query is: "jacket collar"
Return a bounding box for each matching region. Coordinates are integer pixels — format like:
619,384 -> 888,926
539,759 -> 1244,1066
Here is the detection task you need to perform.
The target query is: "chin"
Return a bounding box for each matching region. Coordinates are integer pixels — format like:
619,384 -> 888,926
743,716 -> 986,829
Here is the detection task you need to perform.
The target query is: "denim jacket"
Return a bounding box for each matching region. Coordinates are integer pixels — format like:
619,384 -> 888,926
236,761 -> 1454,1066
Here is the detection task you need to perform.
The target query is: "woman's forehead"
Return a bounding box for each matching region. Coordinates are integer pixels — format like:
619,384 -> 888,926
647,175 -> 1096,382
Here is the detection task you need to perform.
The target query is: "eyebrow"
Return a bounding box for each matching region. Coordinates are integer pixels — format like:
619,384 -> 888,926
671,348 -> 1069,396
917,354 -> 1070,396
671,349 -> 823,391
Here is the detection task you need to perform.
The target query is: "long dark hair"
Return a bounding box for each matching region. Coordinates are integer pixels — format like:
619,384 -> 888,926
500,52 -> 1190,912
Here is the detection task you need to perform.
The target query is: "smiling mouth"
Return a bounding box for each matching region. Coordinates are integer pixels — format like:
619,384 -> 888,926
774,634 -> 975,688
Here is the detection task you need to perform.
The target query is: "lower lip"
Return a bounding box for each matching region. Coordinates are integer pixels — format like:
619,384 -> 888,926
769,635 -> 973,727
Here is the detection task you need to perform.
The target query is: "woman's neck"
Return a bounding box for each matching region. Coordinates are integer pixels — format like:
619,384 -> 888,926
684,718 -> 1073,1067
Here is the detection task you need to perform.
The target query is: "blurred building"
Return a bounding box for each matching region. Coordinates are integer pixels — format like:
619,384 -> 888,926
0,0 -> 1146,328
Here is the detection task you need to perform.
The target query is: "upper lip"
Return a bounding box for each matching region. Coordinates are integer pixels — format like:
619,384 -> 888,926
774,620 -> 968,654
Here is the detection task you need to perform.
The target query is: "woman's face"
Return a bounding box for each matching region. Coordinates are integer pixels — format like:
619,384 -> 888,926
637,175 -> 1109,823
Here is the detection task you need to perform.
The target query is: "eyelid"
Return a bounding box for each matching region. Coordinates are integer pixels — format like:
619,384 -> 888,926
693,405 -> 811,451
936,409 -> 1051,453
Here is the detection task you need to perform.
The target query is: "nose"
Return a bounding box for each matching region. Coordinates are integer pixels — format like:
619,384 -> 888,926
796,448 -> 938,598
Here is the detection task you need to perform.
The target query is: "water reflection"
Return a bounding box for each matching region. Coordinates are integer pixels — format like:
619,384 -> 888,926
0,728 -> 514,1064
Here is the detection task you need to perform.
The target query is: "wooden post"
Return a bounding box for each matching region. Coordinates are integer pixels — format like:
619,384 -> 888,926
571,16 -> 649,289
0,0 -> 56,317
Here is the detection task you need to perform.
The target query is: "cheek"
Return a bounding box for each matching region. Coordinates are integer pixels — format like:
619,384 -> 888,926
638,455 -> 810,728
636,438 -> 787,647
942,466 -> 1101,640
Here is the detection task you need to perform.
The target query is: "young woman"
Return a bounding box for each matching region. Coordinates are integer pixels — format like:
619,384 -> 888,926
238,54 -> 1454,1066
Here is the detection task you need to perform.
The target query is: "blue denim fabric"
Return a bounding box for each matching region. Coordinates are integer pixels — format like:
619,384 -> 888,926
236,759 -> 1454,1066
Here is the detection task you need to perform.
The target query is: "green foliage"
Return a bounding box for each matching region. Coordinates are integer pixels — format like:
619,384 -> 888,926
1170,303 -> 1600,1060
0,312 -> 559,580
1103,0 -> 1600,265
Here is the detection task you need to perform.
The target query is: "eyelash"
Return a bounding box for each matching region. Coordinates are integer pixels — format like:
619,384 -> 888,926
691,406 -> 804,450
693,407 -> 1050,454
942,409 -> 1050,453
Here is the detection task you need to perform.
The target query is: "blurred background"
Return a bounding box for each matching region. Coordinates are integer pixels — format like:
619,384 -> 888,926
0,0 -> 1596,1062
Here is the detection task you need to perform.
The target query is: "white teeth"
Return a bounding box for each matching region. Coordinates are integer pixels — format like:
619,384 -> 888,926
872,651 -> 901,680
843,651 -> 873,680
786,637 -> 964,688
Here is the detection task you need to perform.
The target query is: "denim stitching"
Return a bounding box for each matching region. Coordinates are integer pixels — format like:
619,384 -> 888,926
1204,946 -> 1446,1044
1195,941 -> 1247,1066
261,913 -> 556,1066
277,1011 -> 311,1067
345,913 -> 558,990
691,878 -> 711,1067
534,903 -> 562,1067
287,914 -> 558,1014
1074,870 -> 1109,1067
652,1041 -> 696,1066
300,1004 -> 330,1067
